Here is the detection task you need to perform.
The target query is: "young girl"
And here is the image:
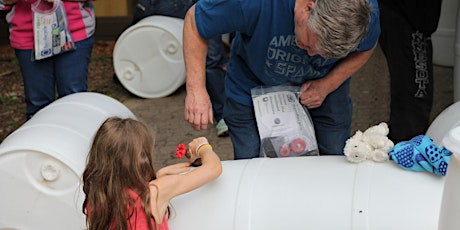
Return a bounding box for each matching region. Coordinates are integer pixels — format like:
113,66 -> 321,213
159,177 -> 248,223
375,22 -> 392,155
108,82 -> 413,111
82,117 -> 222,230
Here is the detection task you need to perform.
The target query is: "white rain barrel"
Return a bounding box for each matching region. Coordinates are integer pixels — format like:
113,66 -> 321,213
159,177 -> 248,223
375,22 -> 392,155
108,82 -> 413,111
169,156 -> 452,230
454,4 -> 460,102
426,101 -> 460,145
438,126 -> 460,230
432,0 -> 459,67
0,92 -> 136,230
113,16 -> 185,98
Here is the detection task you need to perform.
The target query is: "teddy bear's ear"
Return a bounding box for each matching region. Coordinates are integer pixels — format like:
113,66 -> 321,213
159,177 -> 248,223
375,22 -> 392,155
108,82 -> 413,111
379,122 -> 389,132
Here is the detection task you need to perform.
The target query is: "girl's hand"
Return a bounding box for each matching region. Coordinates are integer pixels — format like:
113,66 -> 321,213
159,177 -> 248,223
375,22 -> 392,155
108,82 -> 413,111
175,141 -> 203,167
188,137 -> 209,163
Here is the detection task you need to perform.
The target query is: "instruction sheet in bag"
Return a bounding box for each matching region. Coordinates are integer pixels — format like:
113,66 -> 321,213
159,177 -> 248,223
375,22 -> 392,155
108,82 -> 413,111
252,86 -> 319,157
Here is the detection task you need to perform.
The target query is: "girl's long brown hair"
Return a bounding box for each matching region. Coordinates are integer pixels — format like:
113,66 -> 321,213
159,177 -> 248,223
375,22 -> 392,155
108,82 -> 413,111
82,117 -> 168,230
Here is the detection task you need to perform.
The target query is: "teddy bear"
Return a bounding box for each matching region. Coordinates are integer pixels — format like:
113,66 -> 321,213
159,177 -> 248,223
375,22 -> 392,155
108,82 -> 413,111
344,122 -> 394,163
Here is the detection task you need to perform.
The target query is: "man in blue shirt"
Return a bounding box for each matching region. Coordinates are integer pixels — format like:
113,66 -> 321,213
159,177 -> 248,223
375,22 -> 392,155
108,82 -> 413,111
183,0 -> 381,159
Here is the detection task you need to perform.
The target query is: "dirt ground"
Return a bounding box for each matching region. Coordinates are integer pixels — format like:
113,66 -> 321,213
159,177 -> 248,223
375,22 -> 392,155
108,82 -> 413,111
0,41 -> 130,141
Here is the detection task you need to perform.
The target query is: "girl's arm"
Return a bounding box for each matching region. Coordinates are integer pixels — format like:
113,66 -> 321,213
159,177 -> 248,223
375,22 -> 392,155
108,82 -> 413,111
149,137 -> 222,220
156,162 -> 191,178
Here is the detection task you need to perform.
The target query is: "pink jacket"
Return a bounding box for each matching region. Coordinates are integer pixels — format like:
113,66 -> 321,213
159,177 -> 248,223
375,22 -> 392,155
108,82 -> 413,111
1,0 -> 95,50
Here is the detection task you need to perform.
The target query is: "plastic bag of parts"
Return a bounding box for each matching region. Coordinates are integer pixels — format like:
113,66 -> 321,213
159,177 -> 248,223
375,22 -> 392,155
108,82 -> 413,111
32,0 -> 76,60
251,85 -> 319,158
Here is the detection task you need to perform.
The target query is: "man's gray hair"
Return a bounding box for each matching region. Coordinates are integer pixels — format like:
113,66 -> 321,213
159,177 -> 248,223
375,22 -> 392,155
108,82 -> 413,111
308,0 -> 372,58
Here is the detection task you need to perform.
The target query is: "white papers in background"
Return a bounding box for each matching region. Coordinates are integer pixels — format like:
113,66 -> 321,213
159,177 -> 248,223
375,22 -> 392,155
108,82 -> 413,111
32,0 -> 75,60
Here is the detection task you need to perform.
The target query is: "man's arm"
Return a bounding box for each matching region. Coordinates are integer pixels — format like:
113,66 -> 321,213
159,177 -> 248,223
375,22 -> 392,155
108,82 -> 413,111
299,43 -> 377,108
183,4 -> 214,130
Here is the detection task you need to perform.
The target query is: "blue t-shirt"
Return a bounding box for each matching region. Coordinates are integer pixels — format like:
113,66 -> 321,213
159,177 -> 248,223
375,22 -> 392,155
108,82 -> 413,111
195,0 -> 380,106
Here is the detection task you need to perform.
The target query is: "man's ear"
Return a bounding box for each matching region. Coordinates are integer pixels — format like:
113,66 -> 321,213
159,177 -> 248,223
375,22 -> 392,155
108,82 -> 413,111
306,0 -> 315,11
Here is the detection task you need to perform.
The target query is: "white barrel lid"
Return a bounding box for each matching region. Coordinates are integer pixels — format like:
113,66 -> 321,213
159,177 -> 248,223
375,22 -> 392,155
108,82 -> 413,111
443,125 -> 460,154
113,16 -> 185,98
426,101 -> 460,146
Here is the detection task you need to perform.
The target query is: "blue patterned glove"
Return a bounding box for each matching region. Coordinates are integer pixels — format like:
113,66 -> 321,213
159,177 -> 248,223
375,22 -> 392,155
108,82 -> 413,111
389,135 -> 452,176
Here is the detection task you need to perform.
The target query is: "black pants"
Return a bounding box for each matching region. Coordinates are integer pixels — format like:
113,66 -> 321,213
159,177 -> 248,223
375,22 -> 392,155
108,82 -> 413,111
379,4 -> 437,143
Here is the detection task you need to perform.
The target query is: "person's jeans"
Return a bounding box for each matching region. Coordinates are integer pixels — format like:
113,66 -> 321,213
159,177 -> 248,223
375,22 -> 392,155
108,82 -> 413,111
223,98 -> 261,159
15,36 -> 94,119
224,79 -> 352,159
309,78 -> 352,155
206,36 -> 228,122
132,0 -> 195,24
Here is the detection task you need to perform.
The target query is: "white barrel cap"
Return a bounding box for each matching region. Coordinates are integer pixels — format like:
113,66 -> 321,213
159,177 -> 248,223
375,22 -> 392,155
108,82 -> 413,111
113,16 -> 185,98
443,126 -> 460,154
426,101 -> 460,145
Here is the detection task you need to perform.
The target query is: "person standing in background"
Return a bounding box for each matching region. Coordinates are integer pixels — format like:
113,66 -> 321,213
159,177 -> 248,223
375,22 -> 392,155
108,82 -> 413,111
0,0 -> 95,119
378,0 -> 443,143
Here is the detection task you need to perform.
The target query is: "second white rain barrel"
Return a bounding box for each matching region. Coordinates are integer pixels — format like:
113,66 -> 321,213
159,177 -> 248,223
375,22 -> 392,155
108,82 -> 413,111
113,16 -> 185,98
0,92 -> 136,230
454,4 -> 460,102
432,0 -> 459,67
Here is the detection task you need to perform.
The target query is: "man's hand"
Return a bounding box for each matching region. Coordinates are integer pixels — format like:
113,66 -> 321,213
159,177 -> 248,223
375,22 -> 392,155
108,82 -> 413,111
184,89 -> 214,131
299,79 -> 329,109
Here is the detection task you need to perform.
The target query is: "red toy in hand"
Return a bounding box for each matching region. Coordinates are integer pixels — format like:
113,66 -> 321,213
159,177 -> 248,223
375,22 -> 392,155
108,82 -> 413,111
175,143 -> 202,166
176,143 -> 187,159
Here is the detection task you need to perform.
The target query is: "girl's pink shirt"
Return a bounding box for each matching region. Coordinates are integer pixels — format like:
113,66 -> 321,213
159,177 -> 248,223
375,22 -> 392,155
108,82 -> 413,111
126,189 -> 169,230
85,190 -> 169,230
3,0 -> 95,50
